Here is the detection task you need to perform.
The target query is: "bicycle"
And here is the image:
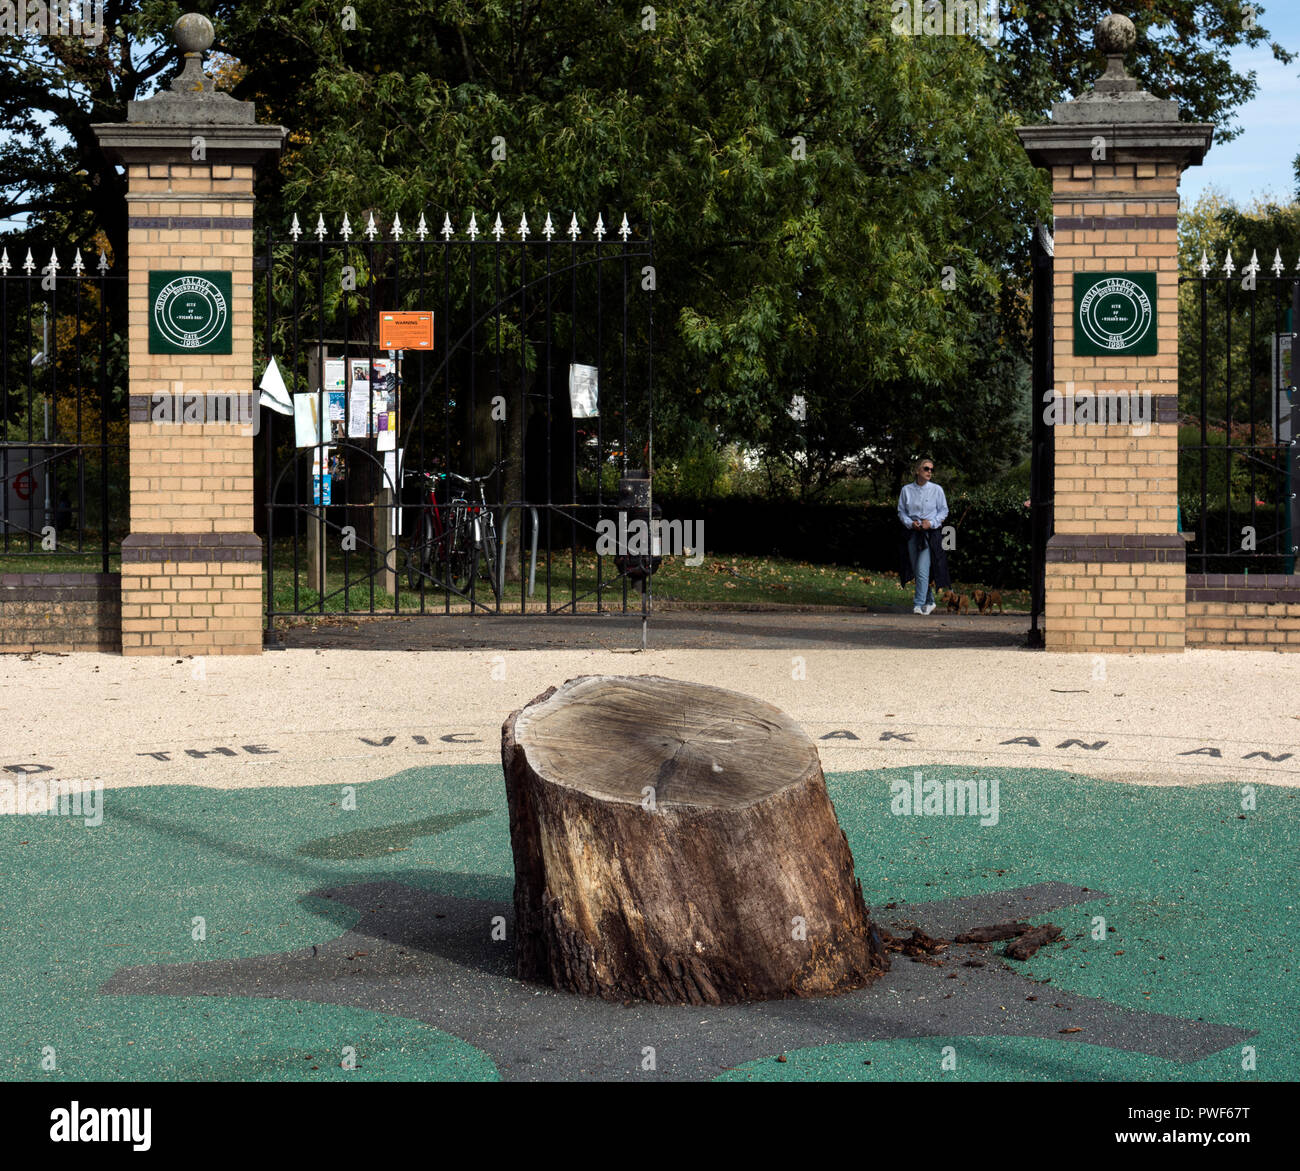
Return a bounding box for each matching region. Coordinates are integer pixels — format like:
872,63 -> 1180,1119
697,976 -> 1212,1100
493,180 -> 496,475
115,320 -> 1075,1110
405,461 -> 503,600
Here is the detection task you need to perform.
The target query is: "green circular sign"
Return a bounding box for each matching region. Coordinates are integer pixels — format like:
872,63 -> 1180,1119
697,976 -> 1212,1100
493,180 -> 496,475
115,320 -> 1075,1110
1077,277 -> 1154,352
151,274 -> 229,350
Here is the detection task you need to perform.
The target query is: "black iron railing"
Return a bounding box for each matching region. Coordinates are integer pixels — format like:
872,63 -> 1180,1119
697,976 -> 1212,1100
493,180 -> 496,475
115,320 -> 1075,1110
1028,224 -> 1054,645
1179,257 -> 1299,575
0,243 -> 127,573
256,212 -> 655,625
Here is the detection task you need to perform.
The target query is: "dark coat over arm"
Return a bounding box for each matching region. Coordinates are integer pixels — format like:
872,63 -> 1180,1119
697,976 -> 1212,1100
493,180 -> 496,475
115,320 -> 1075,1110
898,526 -> 951,590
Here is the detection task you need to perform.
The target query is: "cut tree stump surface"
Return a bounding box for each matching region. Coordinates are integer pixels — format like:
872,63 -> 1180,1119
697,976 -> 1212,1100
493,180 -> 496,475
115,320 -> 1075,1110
501,674 -> 888,1006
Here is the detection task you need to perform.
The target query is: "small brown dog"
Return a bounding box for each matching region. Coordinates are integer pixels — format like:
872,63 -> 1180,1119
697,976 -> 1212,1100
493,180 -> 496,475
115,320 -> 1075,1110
973,589 -> 1004,614
941,589 -> 970,614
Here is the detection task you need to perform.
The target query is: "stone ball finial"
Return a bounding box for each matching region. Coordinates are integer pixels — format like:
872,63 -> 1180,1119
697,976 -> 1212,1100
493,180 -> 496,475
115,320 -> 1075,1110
1096,12 -> 1137,56
174,12 -> 214,55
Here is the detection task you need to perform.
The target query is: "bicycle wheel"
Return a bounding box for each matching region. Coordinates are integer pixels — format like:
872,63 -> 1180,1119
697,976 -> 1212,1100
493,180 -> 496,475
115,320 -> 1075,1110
448,516 -> 478,594
481,523 -> 500,600
407,513 -> 434,592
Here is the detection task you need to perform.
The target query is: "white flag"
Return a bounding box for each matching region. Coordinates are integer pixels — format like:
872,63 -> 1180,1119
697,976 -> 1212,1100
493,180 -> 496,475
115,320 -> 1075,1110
258,356 -> 292,415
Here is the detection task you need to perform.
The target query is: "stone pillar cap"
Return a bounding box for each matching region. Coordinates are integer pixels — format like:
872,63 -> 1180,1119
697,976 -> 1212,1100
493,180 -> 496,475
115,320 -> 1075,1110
122,12 -> 252,124
1015,11 -> 1213,167
92,12 -> 285,163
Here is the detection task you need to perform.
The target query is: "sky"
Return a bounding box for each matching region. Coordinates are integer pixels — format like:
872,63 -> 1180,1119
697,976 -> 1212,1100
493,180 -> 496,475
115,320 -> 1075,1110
1179,2 -> 1300,209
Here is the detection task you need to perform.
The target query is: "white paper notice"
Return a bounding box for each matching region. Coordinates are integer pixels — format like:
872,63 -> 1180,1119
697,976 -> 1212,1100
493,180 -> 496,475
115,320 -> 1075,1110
348,387 -> 370,438
323,358 -> 346,390
293,393 -> 324,447
569,363 -> 599,418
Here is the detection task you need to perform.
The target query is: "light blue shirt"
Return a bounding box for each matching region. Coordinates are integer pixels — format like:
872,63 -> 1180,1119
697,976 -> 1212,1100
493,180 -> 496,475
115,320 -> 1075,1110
898,481 -> 948,530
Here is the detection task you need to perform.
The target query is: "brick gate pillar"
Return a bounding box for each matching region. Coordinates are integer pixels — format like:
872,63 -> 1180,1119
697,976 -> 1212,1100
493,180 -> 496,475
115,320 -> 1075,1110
1017,14 -> 1213,653
93,13 -> 285,655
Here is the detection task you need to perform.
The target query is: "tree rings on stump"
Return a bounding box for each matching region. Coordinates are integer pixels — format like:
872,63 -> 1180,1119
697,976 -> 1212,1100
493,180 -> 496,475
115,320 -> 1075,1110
501,674 -> 888,1006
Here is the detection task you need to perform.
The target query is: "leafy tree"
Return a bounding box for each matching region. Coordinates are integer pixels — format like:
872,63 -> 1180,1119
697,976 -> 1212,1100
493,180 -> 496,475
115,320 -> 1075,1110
995,0 -> 1292,143
2,0 -> 1293,506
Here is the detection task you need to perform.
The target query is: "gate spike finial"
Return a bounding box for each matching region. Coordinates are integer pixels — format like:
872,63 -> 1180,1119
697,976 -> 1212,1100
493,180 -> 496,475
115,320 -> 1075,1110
493,213 -> 504,241
468,212 -> 479,241
23,249 -> 35,274
1198,250 -> 1210,278
1222,249 -> 1235,278
341,212 -> 352,240
289,213 -> 301,241
315,213 -> 327,240
0,248 -> 8,275
416,212 -> 428,241
441,212 -> 454,240
72,249 -> 84,276
47,247 -> 59,272
365,212 -> 378,240
1272,248 -> 1285,276
1246,248 -> 1259,275
97,249 -> 109,272
568,213 -> 580,240
619,213 -> 631,241
594,213 -> 606,240
518,212 -> 530,240
391,212 -> 403,240
543,212 -> 555,240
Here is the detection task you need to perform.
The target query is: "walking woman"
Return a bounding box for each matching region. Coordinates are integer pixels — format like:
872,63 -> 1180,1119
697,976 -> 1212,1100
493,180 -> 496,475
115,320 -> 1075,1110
897,457 -> 950,614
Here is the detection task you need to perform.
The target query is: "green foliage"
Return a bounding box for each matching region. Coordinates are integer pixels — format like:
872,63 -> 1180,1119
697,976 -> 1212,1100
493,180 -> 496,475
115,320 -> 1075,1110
652,421 -> 732,498
3,0 -> 1293,497
204,0 -> 1291,488
1177,422 -> 1280,514
656,484 -> 1033,587
993,1 -> 1292,147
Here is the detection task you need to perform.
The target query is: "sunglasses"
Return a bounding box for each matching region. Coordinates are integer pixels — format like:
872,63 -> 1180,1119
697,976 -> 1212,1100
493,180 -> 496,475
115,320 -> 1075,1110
920,466 -> 933,472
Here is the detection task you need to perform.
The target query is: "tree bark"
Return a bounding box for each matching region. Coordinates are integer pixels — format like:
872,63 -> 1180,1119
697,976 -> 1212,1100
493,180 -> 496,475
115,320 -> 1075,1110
501,674 -> 888,1005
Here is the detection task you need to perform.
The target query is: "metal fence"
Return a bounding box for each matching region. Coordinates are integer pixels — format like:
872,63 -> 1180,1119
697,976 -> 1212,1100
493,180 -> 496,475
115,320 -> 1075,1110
257,211 -> 655,625
1027,224 -> 1055,645
0,243 -> 127,572
1179,252 -> 1299,575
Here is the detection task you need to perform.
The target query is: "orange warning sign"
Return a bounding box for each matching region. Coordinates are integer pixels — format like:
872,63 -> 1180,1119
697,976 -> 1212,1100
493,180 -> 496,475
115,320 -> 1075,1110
379,311 -> 434,351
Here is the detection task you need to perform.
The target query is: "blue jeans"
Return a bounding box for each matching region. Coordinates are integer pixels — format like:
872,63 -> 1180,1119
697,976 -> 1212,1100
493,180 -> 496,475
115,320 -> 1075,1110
908,532 -> 935,608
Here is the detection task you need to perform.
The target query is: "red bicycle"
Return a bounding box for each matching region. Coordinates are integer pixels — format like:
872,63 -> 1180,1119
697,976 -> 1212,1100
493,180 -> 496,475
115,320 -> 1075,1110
405,462 -> 502,599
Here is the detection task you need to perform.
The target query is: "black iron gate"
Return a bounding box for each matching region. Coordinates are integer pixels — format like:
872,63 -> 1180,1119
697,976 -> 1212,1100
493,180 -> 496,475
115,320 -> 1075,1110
0,242 -> 127,571
1027,223 -> 1054,646
257,211 -> 654,630
1179,251 -> 1300,574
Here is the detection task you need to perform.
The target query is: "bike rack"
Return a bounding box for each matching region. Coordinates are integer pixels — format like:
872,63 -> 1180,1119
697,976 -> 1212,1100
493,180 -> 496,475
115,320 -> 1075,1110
498,504 -> 540,599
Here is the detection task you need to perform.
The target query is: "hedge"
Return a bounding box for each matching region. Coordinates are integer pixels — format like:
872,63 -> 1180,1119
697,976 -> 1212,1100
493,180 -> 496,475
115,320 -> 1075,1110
651,487 -> 1034,588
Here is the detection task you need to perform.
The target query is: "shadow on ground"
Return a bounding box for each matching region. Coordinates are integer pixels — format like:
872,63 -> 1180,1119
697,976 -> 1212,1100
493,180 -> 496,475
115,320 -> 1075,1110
278,610 -> 1033,652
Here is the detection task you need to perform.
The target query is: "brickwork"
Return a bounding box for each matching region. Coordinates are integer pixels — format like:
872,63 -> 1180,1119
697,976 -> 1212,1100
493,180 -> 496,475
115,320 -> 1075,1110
119,560 -> 261,654
0,574 -> 122,653
1016,21 -> 1214,656
1038,163 -> 1188,652
114,161 -> 263,655
1185,575 -> 1300,649
1045,562 -> 1186,652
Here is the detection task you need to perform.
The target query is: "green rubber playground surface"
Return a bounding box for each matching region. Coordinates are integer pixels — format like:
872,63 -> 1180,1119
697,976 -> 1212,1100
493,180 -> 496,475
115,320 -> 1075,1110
1,764 -> 1294,1081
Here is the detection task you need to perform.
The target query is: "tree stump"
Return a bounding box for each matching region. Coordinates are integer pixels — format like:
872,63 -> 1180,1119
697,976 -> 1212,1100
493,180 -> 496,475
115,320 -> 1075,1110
501,674 -> 888,1005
